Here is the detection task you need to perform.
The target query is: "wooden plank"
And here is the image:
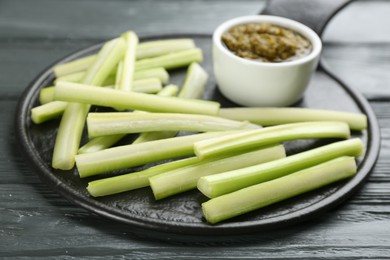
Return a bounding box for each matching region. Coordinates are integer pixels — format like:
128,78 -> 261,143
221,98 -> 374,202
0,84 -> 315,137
0,0 -> 264,39
1,182 -> 390,257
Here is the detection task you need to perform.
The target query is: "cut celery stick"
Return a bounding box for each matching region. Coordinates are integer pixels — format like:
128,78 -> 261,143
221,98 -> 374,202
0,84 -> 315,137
132,84 -> 179,144
132,131 -> 178,144
150,145 -> 286,200
133,67 -> 169,84
202,156 -> 357,224
114,61 -> 124,89
219,107 -> 367,131
33,79 -> 163,125
87,156 -> 200,197
53,39 -> 196,77
52,38 -> 126,170
43,78 -> 162,105
77,134 -> 125,155
131,78 -> 162,93
54,81 -> 220,115
39,86 -> 55,104
75,131 -> 238,178
86,112 -> 258,137
55,67 -> 170,85
55,71 -> 85,83
78,85 -> 179,154
197,138 -> 363,198
53,55 -> 98,77
117,31 -> 138,91
178,62 -> 208,99
136,38 -> 195,60
31,101 -> 68,124
194,121 -> 351,160
135,48 -> 203,71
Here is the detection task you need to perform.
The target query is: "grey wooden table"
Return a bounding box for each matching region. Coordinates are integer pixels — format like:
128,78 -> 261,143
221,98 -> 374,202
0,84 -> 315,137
1,0 -> 390,258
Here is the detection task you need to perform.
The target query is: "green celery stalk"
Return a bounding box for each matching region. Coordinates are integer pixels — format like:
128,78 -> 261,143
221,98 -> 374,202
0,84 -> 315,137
53,55 -> 98,77
86,112 -> 258,137
33,79 -> 163,125
39,86 -> 55,104
54,81 -> 220,115
78,85 -> 179,154
194,121 -> 351,160
55,67 -> 170,85
219,107 -> 367,131
31,101 -> 68,124
197,138 -> 363,198
178,62 -> 208,99
132,67 -> 169,84
54,71 -> 85,83
87,156 -> 200,197
75,131 -> 239,178
150,145 -> 286,200
117,31 -> 138,91
130,78 -> 162,94
53,38 -> 195,77
77,134 -> 125,155
52,38 -> 126,170
132,84 -> 179,144
41,78 -> 163,106
202,156 -> 357,224
114,61 -> 124,89
135,48 -> 203,71
136,38 -> 195,60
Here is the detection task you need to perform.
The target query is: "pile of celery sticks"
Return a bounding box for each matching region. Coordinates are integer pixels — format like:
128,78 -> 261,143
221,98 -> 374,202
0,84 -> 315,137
31,31 -> 367,224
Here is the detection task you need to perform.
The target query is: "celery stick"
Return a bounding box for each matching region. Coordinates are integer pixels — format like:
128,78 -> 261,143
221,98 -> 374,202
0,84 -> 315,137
194,121 -> 351,160
52,38 -> 126,170
132,84 -> 179,144
178,62 -> 208,99
53,38 -> 195,77
53,55 -> 98,77
219,107 -> 367,131
55,67 -> 170,85
114,61 -> 124,89
135,48 -> 203,71
133,67 -> 169,84
197,138 -> 363,198
87,156 -> 200,197
45,78 -> 162,105
55,71 -> 85,83
31,101 -> 68,124
77,134 -> 125,154
78,85 -> 179,154
34,80 -> 162,124
87,112 -> 258,137
117,31 -> 138,91
39,86 -> 55,104
131,78 -> 162,93
136,38 -> 195,60
132,131 -> 178,144
202,156 -> 357,224
75,131 -> 237,178
54,81 -> 220,115
150,145 -> 286,200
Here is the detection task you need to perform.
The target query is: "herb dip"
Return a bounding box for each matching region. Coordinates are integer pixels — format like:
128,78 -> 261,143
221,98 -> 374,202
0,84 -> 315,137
221,23 -> 312,62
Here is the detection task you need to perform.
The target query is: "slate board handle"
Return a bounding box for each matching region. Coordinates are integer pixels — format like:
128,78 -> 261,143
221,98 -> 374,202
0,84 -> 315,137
261,0 -> 353,37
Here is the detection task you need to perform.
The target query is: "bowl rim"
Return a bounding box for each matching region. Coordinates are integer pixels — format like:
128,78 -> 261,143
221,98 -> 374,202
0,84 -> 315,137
213,15 -> 322,67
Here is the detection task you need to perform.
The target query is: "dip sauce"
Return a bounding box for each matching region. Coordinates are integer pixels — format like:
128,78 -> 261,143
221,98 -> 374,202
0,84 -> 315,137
221,23 -> 312,62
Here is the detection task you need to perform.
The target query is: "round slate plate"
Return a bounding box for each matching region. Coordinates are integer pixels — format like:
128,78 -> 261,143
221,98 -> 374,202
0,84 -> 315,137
15,34 -> 380,236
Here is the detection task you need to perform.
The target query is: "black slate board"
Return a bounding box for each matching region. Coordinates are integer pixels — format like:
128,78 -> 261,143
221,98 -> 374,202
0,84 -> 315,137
15,34 -> 380,236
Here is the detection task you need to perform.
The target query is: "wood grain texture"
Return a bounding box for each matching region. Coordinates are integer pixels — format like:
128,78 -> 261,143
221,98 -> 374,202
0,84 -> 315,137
1,0 -> 390,258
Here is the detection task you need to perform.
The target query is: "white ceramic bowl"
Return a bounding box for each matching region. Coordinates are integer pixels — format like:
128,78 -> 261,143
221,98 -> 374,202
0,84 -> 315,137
213,15 -> 322,107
